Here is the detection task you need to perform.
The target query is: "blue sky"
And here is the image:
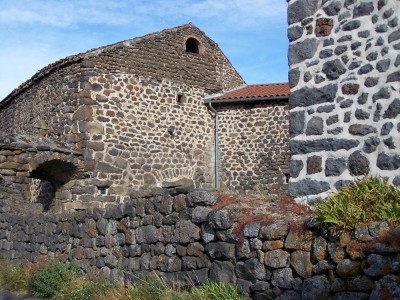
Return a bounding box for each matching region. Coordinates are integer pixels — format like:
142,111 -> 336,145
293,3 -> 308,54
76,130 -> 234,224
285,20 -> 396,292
0,0 -> 288,100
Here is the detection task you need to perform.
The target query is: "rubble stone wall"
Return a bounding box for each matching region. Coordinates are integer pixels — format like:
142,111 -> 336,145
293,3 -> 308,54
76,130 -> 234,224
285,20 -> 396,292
80,73 -> 215,195
217,101 -> 290,194
0,62 -> 83,142
288,0 -> 400,198
0,189 -> 399,299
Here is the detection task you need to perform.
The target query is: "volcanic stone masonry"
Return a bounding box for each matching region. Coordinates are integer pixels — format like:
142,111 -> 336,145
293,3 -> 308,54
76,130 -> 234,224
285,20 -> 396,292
217,101 -> 290,194
1,189 -> 399,299
288,0 -> 400,198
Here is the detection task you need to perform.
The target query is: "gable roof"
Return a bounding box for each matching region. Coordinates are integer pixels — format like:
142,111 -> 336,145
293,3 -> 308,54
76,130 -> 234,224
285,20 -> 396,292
204,83 -> 290,103
1,23 -> 244,107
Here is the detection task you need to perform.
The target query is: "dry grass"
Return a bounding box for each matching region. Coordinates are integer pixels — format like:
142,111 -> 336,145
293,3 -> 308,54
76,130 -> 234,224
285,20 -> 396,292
212,191 -> 239,211
278,194 -> 314,216
232,214 -> 276,245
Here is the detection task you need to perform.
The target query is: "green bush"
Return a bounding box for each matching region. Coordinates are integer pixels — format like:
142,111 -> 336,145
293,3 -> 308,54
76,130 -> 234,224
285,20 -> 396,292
315,176 -> 400,230
191,282 -> 246,300
0,262 -> 29,291
28,259 -> 81,299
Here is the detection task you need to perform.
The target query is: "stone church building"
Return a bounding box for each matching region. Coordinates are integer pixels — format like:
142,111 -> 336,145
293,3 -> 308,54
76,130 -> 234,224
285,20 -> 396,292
0,23 -> 289,211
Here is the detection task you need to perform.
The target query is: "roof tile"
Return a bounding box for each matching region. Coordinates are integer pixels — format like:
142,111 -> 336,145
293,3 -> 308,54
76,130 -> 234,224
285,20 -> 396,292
210,83 -> 290,101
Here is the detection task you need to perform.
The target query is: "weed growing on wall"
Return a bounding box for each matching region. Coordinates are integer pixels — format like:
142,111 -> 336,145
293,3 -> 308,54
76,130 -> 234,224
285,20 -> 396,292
315,176 -> 400,230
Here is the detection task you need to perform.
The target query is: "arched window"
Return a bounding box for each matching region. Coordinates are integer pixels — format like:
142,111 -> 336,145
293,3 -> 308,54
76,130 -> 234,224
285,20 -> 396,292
185,37 -> 200,54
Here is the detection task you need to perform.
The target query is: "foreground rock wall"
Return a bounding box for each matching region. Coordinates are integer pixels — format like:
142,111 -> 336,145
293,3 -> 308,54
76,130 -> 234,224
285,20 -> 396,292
1,189 -> 399,299
288,0 -> 400,198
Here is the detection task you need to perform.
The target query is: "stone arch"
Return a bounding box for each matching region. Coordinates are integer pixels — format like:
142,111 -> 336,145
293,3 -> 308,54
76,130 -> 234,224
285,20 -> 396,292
28,152 -> 81,211
154,167 -> 195,185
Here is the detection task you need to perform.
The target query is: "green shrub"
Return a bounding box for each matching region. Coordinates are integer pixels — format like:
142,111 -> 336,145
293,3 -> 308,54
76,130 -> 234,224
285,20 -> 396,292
0,262 -> 29,291
53,275 -> 117,300
191,282 -> 246,300
315,176 -> 400,230
28,259 -> 81,299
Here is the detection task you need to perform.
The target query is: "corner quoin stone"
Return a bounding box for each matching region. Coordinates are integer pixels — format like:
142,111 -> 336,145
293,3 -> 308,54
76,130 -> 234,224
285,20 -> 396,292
290,138 -> 359,155
288,178 -> 330,197
289,84 -> 338,109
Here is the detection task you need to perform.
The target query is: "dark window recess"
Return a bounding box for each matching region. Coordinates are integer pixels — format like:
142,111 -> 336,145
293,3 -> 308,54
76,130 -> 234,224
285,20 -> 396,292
177,94 -> 184,104
285,174 -> 290,184
29,159 -> 76,211
186,38 -> 199,53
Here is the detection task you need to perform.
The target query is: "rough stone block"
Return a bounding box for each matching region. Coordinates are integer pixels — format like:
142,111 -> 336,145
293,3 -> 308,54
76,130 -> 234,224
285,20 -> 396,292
264,249 -> 290,269
285,230 -> 313,251
209,261 -> 236,285
289,84 -> 337,109
205,242 -> 235,261
288,38 -> 318,65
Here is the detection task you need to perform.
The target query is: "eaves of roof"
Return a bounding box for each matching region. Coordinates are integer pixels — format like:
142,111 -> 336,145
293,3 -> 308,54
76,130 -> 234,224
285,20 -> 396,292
204,83 -> 290,104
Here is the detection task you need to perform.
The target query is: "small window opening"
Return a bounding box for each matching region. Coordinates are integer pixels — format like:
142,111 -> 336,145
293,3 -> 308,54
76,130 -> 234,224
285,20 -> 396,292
285,174 -> 290,184
185,38 -> 200,54
99,187 -> 109,196
176,94 -> 185,104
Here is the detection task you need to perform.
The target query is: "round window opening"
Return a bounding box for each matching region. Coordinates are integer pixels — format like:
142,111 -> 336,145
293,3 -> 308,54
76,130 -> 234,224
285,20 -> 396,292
185,38 -> 200,54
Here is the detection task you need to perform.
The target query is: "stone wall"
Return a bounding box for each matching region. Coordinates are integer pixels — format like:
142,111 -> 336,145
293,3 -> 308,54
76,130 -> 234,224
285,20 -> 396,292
217,101 -> 290,194
82,74 -> 215,194
0,133 -> 87,212
287,0 -> 400,198
0,60 -> 83,141
0,189 -> 399,299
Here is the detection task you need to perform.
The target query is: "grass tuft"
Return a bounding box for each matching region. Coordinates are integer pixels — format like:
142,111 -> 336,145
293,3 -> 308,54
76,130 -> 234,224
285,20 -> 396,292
315,176 -> 400,230
191,281 -> 246,300
53,275 -> 117,300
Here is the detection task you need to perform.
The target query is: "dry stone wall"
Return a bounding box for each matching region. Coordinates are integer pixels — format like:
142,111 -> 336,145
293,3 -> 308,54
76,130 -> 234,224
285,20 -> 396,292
0,189 -> 399,299
217,101 -> 290,194
288,0 -> 400,198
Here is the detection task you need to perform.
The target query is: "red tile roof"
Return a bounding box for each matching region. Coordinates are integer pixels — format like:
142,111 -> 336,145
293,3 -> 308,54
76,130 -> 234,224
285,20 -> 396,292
207,83 -> 290,102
